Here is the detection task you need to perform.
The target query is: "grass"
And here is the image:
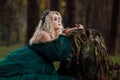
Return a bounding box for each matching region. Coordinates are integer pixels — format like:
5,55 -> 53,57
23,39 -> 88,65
110,56 -> 120,64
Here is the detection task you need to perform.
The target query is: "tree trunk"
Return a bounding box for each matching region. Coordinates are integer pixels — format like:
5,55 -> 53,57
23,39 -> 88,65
50,0 -> 60,11
46,0 -> 51,10
109,0 -> 119,55
85,0 -> 91,28
26,0 -> 40,43
65,0 -> 79,27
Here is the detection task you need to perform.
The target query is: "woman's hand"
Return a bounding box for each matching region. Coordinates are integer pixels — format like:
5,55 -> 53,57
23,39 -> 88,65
63,24 -> 84,34
75,24 -> 84,29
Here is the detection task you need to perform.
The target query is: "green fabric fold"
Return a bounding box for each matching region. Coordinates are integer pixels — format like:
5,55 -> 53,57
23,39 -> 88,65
0,35 -> 75,80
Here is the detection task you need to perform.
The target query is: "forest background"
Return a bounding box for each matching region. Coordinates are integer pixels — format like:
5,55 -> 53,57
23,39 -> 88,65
0,0 -> 120,59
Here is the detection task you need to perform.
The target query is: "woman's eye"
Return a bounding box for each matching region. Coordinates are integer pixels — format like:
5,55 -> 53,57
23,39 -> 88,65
54,18 -> 57,21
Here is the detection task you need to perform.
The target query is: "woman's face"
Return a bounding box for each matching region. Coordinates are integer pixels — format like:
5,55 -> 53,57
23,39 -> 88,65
53,13 -> 62,30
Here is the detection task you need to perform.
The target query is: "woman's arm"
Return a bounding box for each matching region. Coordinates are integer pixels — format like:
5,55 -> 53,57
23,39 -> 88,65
29,35 -> 72,61
63,24 -> 84,34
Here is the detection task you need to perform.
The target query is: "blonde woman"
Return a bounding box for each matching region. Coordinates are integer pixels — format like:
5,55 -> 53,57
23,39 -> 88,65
30,10 -> 63,43
0,10 -> 75,80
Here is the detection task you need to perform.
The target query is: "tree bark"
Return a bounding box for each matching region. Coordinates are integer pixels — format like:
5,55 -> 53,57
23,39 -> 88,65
109,0 -> 119,55
65,0 -> 79,27
50,0 -> 60,11
26,0 -> 40,43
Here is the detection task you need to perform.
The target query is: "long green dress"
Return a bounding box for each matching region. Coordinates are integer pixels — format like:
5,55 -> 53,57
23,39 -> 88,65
0,35 -> 75,80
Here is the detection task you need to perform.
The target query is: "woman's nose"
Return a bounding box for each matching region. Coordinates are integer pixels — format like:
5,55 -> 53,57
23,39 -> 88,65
58,20 -> 60,23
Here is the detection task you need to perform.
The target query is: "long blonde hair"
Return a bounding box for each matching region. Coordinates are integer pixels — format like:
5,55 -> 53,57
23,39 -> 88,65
29,10 -> 64,44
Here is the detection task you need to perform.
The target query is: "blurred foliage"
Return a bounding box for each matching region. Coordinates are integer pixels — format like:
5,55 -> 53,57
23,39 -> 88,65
0,0 -> 27,46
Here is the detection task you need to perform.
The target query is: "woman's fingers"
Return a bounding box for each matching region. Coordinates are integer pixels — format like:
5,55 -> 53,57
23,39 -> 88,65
79,24 -> 84,29
63,24 -> 84,34
75,24 -> 84,29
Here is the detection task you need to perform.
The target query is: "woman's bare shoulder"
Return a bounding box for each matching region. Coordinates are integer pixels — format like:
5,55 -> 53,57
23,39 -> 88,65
39,31 -> 51,42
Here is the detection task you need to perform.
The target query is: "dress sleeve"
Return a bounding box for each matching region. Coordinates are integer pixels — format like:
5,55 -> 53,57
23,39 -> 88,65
28,35 -> 72,61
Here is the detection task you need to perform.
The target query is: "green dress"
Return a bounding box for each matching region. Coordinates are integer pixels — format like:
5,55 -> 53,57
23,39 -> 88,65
0,35 -> 75,80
